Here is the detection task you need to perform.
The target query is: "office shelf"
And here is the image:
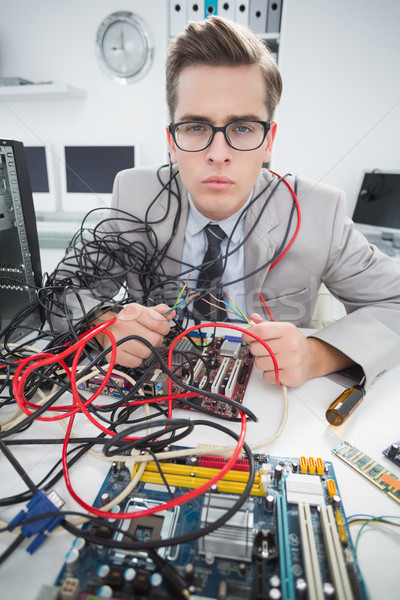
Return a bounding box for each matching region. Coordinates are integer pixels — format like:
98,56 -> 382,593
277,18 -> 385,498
0,82 -> 86,101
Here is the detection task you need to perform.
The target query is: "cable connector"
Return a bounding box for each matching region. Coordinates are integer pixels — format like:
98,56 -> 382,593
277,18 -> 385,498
148,548 -> 190,599
8,490 -> 65,554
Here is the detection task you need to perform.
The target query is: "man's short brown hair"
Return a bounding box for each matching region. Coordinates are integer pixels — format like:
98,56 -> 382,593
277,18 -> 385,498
166,15 -> 283,122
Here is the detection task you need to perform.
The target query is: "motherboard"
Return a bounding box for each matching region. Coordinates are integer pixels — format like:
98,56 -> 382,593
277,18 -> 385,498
81,334 -> 254,419
52,452 -> 367,600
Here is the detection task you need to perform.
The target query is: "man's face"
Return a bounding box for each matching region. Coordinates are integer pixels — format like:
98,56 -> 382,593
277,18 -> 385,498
166,64 -> 277,221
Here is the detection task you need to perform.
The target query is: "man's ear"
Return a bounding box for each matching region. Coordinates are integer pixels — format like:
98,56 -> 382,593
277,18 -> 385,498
166,125 -> 178,164
262,121 -> 278,164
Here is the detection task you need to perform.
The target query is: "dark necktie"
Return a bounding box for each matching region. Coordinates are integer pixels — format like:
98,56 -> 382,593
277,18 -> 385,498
193,223 -> 227,321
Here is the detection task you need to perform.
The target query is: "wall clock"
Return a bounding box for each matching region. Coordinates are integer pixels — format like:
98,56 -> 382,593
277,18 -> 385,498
96,11 -> 153,85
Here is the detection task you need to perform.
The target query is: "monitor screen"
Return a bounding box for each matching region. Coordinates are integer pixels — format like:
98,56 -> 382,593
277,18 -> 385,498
61,144 -> 136,212
25,146 -> 49,192
24,144 -> 58,212
352,171 -> 400,232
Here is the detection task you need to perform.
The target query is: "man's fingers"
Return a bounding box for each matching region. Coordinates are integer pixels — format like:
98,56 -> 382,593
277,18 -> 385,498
117,303 -> 171,335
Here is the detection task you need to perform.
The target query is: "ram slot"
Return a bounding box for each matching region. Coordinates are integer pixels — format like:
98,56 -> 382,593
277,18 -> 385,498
319,505 -> 353,600
298,503 -> 324,600
225,359 -> 242,397
276,489 -> 296,600
211,357 -> 230,394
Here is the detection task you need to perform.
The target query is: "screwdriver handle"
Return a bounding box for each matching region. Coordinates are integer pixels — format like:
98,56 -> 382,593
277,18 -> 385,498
325,385 -> 364,426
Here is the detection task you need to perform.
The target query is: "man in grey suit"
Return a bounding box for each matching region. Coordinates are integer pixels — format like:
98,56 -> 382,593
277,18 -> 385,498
50,16 -> 400,390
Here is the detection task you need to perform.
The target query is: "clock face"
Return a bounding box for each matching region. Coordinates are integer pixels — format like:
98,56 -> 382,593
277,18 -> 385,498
96,12 -> 153,84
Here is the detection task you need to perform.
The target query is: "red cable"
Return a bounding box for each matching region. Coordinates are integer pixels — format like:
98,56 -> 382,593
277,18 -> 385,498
13,318 -> 117,419
259,170 -> 302,321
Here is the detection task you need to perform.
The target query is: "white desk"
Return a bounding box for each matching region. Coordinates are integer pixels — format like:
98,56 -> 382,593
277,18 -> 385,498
1,351 -> 400,599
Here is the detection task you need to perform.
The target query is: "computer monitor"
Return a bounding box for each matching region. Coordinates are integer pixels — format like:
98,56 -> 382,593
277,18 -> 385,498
24,143 -> 59,213
59,143 -> 137,212
352,171 -> 400,234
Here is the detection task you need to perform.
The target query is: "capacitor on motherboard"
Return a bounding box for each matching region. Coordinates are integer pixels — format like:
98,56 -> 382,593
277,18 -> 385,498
295,578 -> 307,599
268,588 -> 281,599
72,537 -> 85,553
388,442 -> 399,459
98,564 -> 111,579
65,547 -> 80,570
100,492 -> 111,506
124,568 -> 136,582
265,494 -> 275,512
150,572 -> 163,588
331,494 -> 342,511
269,575 -> 281,588
323,582 -> 336,598
184,562 -> 195,582
274,464 -> 283,481
96,585 -> 113,598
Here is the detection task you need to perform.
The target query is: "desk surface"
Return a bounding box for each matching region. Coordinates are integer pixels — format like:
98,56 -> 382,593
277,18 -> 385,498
1,340 -> 400,600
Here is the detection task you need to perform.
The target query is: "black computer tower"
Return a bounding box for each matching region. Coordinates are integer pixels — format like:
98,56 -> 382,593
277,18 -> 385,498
0,139 -> 43,340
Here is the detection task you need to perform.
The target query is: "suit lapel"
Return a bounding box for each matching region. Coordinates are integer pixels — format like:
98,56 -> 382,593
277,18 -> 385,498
244,171 -> 282,313
152,168 -> 188,279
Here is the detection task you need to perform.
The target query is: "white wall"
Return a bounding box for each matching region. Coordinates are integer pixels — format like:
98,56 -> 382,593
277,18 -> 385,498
1,0 -> 400,216
0,0 -> 170,168
274,0 -> 400,214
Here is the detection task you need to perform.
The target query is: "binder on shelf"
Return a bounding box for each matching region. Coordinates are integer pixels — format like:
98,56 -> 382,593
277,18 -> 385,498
187,0 -> 205,21
266,0 -> 282,33
204,0 -> 218,17
235,0 -> 249,26
169,0 -> 188,36
219,1 -> 235,19
249,0 -> 268,34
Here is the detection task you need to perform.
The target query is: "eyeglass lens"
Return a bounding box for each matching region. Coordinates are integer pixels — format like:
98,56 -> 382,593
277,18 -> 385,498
174,121 -> 266,151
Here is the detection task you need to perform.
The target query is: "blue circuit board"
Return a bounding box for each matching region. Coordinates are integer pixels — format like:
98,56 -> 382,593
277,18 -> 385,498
54,452 -> 368,600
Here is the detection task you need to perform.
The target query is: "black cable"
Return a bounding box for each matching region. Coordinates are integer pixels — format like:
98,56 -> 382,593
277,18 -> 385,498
0,532 -> 25,567
146,448 -> 175,500
102,417 -> 195,456
0,439 -> 38,495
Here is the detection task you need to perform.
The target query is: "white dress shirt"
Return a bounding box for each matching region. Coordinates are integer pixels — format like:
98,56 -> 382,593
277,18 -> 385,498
181,193 -> 252,320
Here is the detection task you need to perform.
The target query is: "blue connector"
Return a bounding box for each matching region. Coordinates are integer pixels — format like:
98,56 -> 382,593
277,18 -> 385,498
8,490 -> 65,554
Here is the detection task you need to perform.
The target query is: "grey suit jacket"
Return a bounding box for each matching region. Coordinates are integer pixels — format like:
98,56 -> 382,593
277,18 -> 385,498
53,165 -> 400,389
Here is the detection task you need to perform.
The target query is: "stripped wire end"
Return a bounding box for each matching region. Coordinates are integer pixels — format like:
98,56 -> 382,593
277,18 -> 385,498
205,294 -> 250,323
163,291 -> 200,316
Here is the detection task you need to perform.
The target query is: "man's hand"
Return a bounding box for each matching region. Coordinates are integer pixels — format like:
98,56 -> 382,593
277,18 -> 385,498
242,313 -> 355,387
95,303 -> 175,368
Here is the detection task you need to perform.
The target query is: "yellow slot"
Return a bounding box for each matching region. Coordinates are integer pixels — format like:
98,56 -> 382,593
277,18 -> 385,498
142,461 -> 253,482
308,457 -> 316,474
316,457 -> 324,476
133,461 -> 265,496
300,456 -> 307,474
334,509 -> 348,543
327,478 -> 337,498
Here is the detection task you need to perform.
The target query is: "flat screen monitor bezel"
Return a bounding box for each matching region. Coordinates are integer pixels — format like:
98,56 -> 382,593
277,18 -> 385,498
24,143 -> 59,213
352,170 -> 400,235
59,142 -> 137,213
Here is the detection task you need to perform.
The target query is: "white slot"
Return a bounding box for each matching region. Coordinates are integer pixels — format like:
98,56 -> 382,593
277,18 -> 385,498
225,359 -> 242,397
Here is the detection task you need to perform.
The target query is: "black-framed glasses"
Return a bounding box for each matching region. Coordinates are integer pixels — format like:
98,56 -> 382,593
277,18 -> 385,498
168,120 -> 271,152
